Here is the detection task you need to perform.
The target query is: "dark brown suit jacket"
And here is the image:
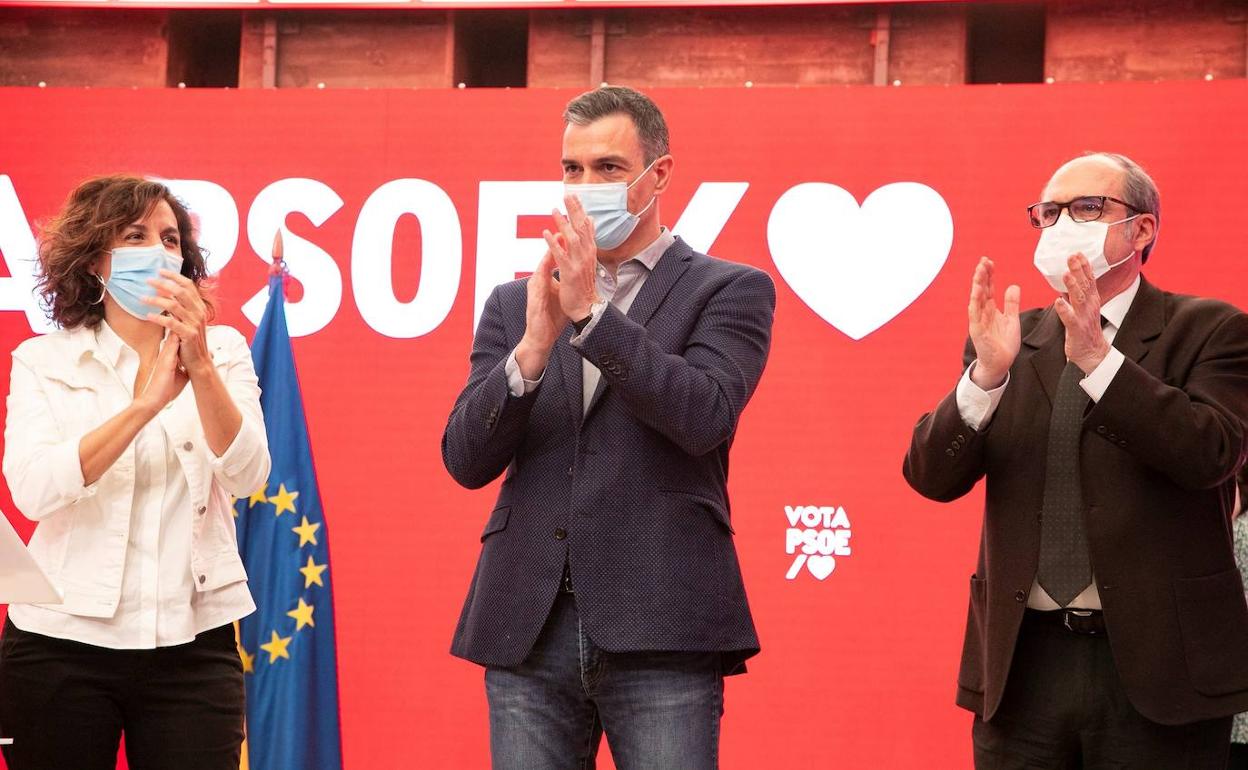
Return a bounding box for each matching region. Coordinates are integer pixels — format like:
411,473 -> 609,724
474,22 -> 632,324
904,276 -> 1248,725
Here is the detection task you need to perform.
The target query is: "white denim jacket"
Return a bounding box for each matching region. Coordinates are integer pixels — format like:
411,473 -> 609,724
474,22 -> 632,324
3,323 -> 270,619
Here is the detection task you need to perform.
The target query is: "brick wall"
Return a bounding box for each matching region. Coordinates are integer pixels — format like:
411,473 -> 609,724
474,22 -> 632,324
597,6 -> 877,86
0,2 -> 1245,89
0,9 -> 168,87
1046,0 -> 1248,82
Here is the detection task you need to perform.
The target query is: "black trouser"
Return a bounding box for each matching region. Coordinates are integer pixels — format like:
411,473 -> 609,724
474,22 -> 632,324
974,609 -> 1232,769
0,617 -> 244,770
1230,743 -> 1248,770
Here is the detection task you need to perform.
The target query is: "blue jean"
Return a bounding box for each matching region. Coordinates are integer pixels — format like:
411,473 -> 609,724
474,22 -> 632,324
486,590 -> 725,770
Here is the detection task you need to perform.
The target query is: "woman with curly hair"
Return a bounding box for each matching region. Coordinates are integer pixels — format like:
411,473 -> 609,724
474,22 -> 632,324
0,174 -> 269,769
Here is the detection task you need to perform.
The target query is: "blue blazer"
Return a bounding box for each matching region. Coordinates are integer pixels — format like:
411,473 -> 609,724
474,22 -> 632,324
443,237 -> 775,671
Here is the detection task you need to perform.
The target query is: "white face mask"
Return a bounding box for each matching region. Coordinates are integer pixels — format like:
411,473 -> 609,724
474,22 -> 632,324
1033,212 -> 1139,293
564,158 -> 659,250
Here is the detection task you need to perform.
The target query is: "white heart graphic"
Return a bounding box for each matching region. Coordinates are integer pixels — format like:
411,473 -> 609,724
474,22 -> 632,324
807,555 -> 836,580
767,182 -> 953,340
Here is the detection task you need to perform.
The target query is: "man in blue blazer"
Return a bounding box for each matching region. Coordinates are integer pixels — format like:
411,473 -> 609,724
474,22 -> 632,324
442,85 -> 775,769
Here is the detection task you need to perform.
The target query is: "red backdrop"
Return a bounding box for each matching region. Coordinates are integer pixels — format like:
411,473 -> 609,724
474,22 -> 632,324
1,82 -> 1246,768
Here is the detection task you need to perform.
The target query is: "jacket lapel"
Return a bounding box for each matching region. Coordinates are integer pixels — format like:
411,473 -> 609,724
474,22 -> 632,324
623,238 -> 693,330
1023,305 -> 1066,407
553,324 -> 584,430
1110,276 -> 1164,365
582,239 -> 693,420
1022,275 -> 1164,407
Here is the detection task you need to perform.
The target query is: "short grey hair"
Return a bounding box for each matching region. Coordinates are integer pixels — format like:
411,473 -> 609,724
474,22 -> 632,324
1083,151 -> 1161,262
563,85 -> 670,164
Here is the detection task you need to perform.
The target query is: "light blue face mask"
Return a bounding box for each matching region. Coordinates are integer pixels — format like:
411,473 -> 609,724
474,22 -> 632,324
98,244 -> 184,320
564,158 -> 659,250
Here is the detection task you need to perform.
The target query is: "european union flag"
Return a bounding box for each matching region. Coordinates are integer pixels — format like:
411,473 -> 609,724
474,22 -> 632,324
235,269 -> 344,770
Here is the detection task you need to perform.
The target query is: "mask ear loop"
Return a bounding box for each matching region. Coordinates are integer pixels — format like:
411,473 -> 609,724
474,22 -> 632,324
1102,213 -> 1142,272
625,157 -> 663,218
625,157 -> 662,191
91,274 -> 106,305
633,194 -> 658,219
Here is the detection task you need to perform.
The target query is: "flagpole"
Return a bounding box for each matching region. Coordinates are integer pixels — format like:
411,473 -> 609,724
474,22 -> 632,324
270,229 -> 286,277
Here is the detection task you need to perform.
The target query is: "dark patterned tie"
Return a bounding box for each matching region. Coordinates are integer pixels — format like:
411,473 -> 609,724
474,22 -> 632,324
1037,359 -> 1093,607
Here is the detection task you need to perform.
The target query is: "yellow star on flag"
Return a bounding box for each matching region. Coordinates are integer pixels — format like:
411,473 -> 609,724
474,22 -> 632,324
287,598 -> 316,631
292,516 -> 320,547
270,484 -> 299,517
238,644 -> 256,673
259,630 -> 292,663
300,555 -> 328,588
248,484 -> 269,508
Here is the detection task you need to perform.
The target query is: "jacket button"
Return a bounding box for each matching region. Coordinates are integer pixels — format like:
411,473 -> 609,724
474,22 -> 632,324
567,466 -> 574,477
1014,590 -> 1026,603
956,434 -> 966,442
198,574 -> 207,584
1118,440 -> 1127,448
197,505 -> 207,515
1096,425 -> 1107,434
554,528 -> 567,540
183,441 -> 194,451
946,449 -> 955,456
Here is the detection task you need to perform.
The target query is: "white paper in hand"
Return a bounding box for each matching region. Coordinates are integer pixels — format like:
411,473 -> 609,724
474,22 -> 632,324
0,511 -> 60,604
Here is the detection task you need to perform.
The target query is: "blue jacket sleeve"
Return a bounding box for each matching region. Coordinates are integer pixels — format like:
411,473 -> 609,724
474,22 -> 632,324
574,267 -> 775,456
441,285 -> 540,489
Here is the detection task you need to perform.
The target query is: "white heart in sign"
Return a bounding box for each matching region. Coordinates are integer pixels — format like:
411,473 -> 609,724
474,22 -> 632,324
767,182 -> 953,340
807,555 -> 836,580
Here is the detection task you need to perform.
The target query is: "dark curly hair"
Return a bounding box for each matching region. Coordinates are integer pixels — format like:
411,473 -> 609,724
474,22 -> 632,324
37,175 -> 213,329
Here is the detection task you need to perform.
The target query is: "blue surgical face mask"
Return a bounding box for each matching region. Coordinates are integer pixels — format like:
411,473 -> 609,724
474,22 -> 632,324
100,244 -> 184,320
565,158 -> 659,250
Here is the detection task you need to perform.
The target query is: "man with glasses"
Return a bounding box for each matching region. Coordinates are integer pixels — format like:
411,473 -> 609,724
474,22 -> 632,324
904,152 -> 1248,767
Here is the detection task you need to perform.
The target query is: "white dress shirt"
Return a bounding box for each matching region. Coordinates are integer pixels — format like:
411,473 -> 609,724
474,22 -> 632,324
505,228 -> 677,410
5,322 -> 266,649
956,275 -> 1141,610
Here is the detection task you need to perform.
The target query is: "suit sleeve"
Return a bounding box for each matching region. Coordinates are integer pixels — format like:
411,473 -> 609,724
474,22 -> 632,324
903,336 -> 991,502
574,267 -> 775,457
1085,310 -> 1248,490
441,284 -> 540,489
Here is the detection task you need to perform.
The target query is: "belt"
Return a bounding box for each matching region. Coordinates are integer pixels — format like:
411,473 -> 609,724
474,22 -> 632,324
1025,607 -> 1106,636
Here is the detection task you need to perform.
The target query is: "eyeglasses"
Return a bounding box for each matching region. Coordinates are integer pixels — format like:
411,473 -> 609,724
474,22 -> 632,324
1026,196 -> 1140,229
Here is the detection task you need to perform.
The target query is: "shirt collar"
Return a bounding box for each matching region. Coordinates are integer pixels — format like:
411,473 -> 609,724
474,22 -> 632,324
615,227 -> 675,273
1099,274 -> 1141,330
93,320 -> 128,367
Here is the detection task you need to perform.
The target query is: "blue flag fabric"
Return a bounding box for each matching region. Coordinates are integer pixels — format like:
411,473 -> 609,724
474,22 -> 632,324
235,273 -> 344,770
